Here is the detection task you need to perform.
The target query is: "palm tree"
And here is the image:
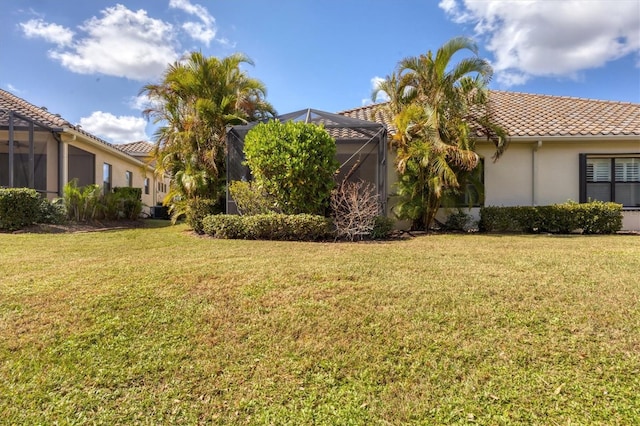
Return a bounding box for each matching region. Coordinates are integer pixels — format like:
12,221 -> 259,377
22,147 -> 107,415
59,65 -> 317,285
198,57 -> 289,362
375,36 -> 507,230
141,52 -> 275,205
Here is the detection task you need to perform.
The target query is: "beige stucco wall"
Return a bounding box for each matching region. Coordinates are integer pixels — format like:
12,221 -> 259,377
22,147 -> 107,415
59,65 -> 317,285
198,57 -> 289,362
383,138 -> 639,231
63,133 -> 168,212
476,138 -> 640,231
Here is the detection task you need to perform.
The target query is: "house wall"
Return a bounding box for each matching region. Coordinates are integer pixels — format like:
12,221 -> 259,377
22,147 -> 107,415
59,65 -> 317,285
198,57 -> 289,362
476,138 -> 640,231
65,137 -> 166,212
1,128 -> 169,215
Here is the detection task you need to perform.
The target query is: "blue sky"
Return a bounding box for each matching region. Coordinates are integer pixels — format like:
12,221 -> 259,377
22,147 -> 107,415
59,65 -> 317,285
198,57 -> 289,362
1,0 -> 639,144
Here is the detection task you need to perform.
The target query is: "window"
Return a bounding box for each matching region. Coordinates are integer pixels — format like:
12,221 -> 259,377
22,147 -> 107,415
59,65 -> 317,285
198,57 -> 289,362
103,163 -> 112,193
125,170 -> 133,187
68,145 -> 95,187
144,178 -> 150,195
451,159 -> 484,208
580,155 -> 640,208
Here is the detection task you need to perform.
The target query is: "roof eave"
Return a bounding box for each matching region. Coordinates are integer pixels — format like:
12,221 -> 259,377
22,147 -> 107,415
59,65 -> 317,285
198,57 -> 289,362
61,128 -> 153,170
475,134 -> 640,143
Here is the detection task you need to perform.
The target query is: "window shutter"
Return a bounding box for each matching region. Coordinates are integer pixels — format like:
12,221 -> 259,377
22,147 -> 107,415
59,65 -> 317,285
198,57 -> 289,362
615,158 -> 640,182
587,158 -> 611,182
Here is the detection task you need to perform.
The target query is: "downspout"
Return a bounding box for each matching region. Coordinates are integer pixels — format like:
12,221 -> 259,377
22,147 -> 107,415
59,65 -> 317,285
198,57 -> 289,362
8,111 -> 14,187
532,140 -> 542,205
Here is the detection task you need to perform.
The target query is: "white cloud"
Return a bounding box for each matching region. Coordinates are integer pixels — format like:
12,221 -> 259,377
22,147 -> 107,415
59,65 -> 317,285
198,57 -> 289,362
6,83 -> 23,94
169,0 -> 217,46
181,21 -> 216,45
79,111 -> 148,144
20,19 -> 74,46
129,94 -> 151,111
440,0 -> 640,87
21,5 -> 180,81
371,76 -> 391,103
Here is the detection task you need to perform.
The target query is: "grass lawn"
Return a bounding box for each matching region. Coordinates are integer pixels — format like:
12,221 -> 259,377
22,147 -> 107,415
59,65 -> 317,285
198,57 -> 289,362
1,221 -> 638,425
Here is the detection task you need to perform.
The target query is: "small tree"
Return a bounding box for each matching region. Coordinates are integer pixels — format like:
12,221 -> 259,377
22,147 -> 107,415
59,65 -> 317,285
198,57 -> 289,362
243,120 -> 339,215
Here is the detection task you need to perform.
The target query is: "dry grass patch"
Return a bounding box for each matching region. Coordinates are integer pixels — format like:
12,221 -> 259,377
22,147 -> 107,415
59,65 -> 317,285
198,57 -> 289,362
1,224 -> 638,424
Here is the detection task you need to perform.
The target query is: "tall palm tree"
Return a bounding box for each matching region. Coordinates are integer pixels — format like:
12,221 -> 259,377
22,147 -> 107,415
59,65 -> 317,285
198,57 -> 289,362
141,52 -> 275,203
375,36 -> 507,230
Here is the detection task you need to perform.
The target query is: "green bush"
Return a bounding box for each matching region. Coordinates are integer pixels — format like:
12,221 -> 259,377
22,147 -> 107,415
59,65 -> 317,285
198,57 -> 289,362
187,198 -> 221,234
370,215 -> 395,239
442,210 -> 471,231
113,187 -> 142,201
102,190 -> 144,221
201,214 -> 246,239
63,180 -> 102,222
38,198 -> 67,225
243,214 -> 288,240
282,214 -> 334,241
243,120 -> 339,215
479,201 -> 623,234
201,214 -> 333,241
0,188 -> 43,231
228,180 -> 275,215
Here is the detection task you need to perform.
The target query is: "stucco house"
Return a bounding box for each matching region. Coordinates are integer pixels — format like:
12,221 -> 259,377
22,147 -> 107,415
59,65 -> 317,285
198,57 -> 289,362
0,89 -> 168,214
339,91 -> 640,231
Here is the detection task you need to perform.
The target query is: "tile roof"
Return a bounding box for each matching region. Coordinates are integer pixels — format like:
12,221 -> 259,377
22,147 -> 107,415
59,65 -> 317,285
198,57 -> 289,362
339,90 -> 640,138
116,140 -> 155,155
0,88 -> 71,129
0,89 -> 150,161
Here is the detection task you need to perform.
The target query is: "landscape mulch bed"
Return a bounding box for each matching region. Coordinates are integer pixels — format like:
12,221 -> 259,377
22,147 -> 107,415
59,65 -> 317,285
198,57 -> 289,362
9,220 -> 147,234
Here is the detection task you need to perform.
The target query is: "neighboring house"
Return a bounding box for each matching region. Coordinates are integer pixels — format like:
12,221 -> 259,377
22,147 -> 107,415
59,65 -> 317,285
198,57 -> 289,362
340,90 -> 640,231
0,89 -> 169,214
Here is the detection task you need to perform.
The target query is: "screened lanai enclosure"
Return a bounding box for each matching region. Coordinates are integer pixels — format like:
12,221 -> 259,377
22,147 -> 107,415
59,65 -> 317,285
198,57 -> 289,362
0,108 -> 96,198
226,108 -> 388,214
0,109 -> 61,197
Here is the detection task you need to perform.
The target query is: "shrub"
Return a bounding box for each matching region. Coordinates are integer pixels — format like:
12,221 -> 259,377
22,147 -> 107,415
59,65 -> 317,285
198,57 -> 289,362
331,180 -> 381,241
102,188 -> 144,221
370,215 -> 395,240
187,198 -> 221,234
442,210 -> 471,231
38,198 -> 67,225
201,214 -> 333,241
0,188 -> 43,231
282,214 -> 334,241
228,180 -> 275,215
243,214 -> 288,240
63,180 -> 102,222
479,202 -> 623,234
202,214 -> 246,239
243,120 -> 339,215
114,188 -> 143,221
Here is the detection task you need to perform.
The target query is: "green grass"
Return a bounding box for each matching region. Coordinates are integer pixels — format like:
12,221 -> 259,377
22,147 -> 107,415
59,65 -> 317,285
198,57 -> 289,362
1,222 -> 639,424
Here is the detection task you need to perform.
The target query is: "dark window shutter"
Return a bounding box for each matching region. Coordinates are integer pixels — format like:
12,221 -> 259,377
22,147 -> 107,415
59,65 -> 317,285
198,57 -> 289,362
579,154 -> 586,203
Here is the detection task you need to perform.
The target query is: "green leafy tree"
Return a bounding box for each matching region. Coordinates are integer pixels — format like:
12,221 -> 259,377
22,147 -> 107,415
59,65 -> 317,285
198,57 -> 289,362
374,36 -> 507,230
141,51 -> 275,212
243,121 -> 339,215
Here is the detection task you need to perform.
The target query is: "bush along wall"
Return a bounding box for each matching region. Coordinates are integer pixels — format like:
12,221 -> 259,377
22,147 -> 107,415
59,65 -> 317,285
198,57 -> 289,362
0,188 -> 43,231
479,201 -> 623,234
201,214 -> 334,241
0,188 -> 67,231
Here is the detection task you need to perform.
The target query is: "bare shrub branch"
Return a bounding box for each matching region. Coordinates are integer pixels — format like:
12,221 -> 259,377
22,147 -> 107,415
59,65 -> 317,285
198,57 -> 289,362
331,180 -> 380,241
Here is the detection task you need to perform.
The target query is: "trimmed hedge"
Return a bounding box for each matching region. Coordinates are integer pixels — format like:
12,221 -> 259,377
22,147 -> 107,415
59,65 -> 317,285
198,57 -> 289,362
201,214 -> 334,241
186,198 -> 221,234
479,201 -> 623,234
0,188 -> 43,231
